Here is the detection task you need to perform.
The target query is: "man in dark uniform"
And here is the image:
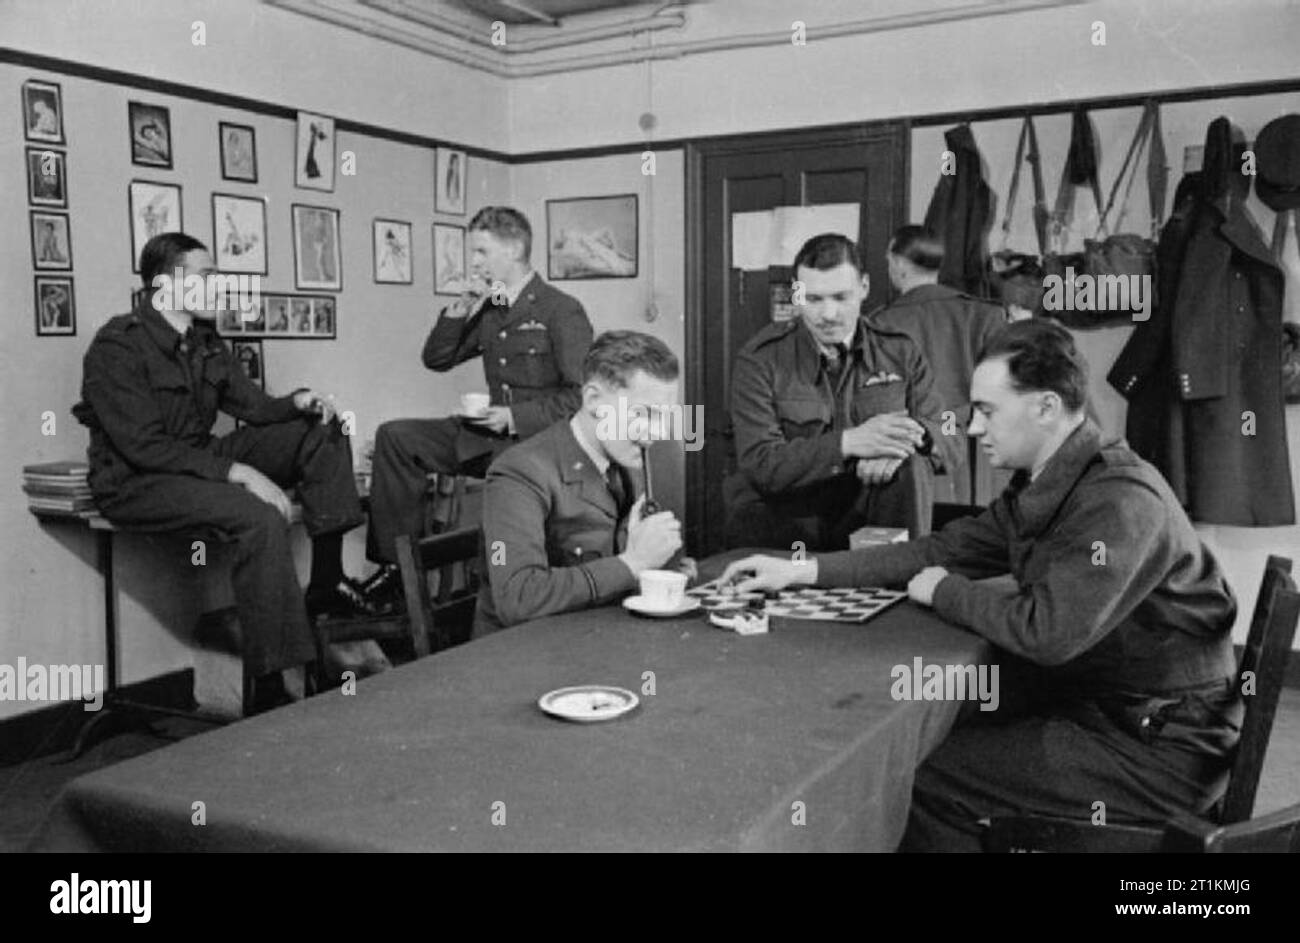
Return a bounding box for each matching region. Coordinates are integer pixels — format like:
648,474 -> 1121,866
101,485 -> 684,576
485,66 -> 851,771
476,331 -> 683,636
725,232 -> 960,552
74,233 -> 383,706
722,320 -> 1241,851
871,225 -> 1008,504
363,206 -> 593,604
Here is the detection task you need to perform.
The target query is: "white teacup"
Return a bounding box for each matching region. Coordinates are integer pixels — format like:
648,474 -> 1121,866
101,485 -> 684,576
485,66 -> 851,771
460,392 -> 490,417
639,569 -> 687,610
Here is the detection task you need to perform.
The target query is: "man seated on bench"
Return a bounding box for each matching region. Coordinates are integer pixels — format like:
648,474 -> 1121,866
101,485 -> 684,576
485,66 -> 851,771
73,232 -> 387,706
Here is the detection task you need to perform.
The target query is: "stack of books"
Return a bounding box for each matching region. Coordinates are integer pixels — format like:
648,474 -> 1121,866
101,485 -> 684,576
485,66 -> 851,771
23,460 -> 94,515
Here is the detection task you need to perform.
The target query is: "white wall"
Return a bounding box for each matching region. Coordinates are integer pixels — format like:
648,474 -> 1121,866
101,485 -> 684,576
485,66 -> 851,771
507,0 -> 1300,151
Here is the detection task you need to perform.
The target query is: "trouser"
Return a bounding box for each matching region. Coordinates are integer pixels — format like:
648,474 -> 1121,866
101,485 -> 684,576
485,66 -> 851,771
95,417 -> 363,676
898,680 -> 1241,852
365,417 -> 507,564
724,453 -> 934,552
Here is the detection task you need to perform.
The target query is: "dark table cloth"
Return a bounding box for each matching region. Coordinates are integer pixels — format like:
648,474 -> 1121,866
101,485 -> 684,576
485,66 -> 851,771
30,586 -> 989,852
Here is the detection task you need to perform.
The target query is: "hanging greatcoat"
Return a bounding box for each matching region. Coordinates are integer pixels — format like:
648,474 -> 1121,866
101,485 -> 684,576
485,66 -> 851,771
924,124 -> 994,297
1109,117 -> 1293,526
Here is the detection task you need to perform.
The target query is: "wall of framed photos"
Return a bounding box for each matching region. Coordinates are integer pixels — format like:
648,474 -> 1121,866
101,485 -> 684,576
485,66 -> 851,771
0,59 -> 510,709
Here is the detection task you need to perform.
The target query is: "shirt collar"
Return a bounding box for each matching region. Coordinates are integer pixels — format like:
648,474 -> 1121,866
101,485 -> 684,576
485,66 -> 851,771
502,270 -> 536,309
570,414 -> 610,476
806,319 -> 860,362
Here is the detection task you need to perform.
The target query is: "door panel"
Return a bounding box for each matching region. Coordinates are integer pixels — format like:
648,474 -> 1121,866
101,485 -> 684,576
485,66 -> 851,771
685,123 -> 908,557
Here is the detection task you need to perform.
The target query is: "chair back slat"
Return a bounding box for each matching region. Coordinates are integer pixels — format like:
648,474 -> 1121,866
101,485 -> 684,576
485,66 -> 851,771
1221,559 -> 1299,825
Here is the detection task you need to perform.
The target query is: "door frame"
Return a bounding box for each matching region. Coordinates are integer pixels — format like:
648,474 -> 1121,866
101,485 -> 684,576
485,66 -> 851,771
683,121 -> 910,556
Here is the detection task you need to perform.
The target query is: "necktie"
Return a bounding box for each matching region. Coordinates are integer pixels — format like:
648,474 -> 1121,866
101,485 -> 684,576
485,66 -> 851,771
827,342 -> 849,386
605,464 -> 632,522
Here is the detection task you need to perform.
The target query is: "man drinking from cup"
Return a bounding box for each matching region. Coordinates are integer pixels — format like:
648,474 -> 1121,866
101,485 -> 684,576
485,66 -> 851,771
474,331 -> 684,635
363,206 -> 594,608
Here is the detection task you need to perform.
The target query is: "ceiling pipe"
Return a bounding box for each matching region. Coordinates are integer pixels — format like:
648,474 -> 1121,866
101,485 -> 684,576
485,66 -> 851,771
267,0 -> 1085,80
360,0 -> 687,53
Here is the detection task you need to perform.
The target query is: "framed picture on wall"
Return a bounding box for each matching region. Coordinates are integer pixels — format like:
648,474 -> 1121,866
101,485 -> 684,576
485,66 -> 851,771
22,79 -> 64,144
219,122 -> 258,182
263,294 -> 290,334
30,210 -> 72,271
295,112 -> 335,191
212,193 -> 267,274
128,180 -> 183,273
34,275 -> 75,336
546,194 -> 638,280
373,218 -> 413,284
292,204 -> 342,290
433,223 -> 466,295
129,101 -> 173,169
312,296 -> 336,337
435,148 -> 466,215
231,340 -> 265,390
26,147 -> 67,207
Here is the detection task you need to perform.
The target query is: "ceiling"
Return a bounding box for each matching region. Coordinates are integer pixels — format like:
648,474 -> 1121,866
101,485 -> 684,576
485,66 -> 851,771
453,0 -> 672,26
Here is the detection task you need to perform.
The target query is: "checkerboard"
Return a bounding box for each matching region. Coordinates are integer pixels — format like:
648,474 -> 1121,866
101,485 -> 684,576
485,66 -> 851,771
687,580 -> 906,624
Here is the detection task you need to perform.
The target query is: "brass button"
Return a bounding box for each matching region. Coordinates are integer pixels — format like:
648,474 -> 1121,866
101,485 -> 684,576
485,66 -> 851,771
499,330 -> 507,340
528,347 -> 536,355
499,357 -> 507,365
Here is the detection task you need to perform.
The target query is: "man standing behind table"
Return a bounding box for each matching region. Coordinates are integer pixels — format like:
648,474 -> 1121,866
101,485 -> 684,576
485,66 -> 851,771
725,232 -> 960,551
871,225 -> 1007,504
721,320 -> 1242,852
475,331 -> 684,636
363,206 -> 594,607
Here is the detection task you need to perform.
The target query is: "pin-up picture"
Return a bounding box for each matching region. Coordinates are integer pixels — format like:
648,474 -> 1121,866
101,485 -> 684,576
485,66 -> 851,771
295,112 -> 335,191
231,339 -> 265,389
26,147 -> 67,208
433,223 -> 466,295
219,122 -> 257,182
436,148 -> 466,215
292,204 -> 342,291
35,275 -> 75,336
30,210 -> 72,272
129,101 -> 172,169
213,193 -> 267,274
373,218 -> 413,284
547,194 -> 638,280
22,79 -> 64,144
129,180 -> 183,273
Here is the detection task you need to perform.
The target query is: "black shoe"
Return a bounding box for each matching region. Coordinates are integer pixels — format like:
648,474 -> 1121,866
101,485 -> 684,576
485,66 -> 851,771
359,564 -> 404,610
305,579 -> 379,621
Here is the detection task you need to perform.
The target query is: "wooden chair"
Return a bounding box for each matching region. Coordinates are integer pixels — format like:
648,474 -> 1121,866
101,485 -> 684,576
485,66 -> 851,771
395,526 -> 482,655
310,525 -> 482,679
1161,800 -> 1300,853
983,555 -> 1300,853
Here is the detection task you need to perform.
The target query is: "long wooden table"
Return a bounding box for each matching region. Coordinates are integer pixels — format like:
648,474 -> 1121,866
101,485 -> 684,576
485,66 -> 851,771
30,590 -> 990,852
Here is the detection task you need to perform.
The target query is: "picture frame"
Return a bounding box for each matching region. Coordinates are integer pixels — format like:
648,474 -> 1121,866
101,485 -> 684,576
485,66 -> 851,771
219,122 -> 257,182
546,194 -> 638,280
217,292 -> 337,340
295,112 -> 335,191
292,204 -> 342,291
22,79 -> 64,144
435,148 -> 466,215
30,210 -> 72,272
26,146 -> 67,208
212,193 -> 267,274
34,275 -> 75,336
373,218 -> 413,284
231,339 -> 265,390
129,101 -> 173,169
128,180 -> 183,273
433,223 -> 466,295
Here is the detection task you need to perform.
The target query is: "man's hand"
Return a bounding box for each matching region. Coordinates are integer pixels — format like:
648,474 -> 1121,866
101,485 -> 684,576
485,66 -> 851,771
227,462 -> 292,521
293,389 -> 338,425
908,566 -> 950,607
463,405 -> 513,436
856,456 -> 904,486
717,554 -> 818,594
841,411 -> 926,460
619,495 -> 682,575
444,274 -> 492,319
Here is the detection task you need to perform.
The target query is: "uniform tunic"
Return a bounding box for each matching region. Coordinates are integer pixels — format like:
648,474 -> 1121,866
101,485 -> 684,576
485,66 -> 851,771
726,316 -> 959,551
813,420 -> 1242,849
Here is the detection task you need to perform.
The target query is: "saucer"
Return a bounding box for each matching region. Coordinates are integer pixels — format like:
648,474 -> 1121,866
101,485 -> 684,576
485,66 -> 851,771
538,685 -> 639,723
622,595 -> 702,618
